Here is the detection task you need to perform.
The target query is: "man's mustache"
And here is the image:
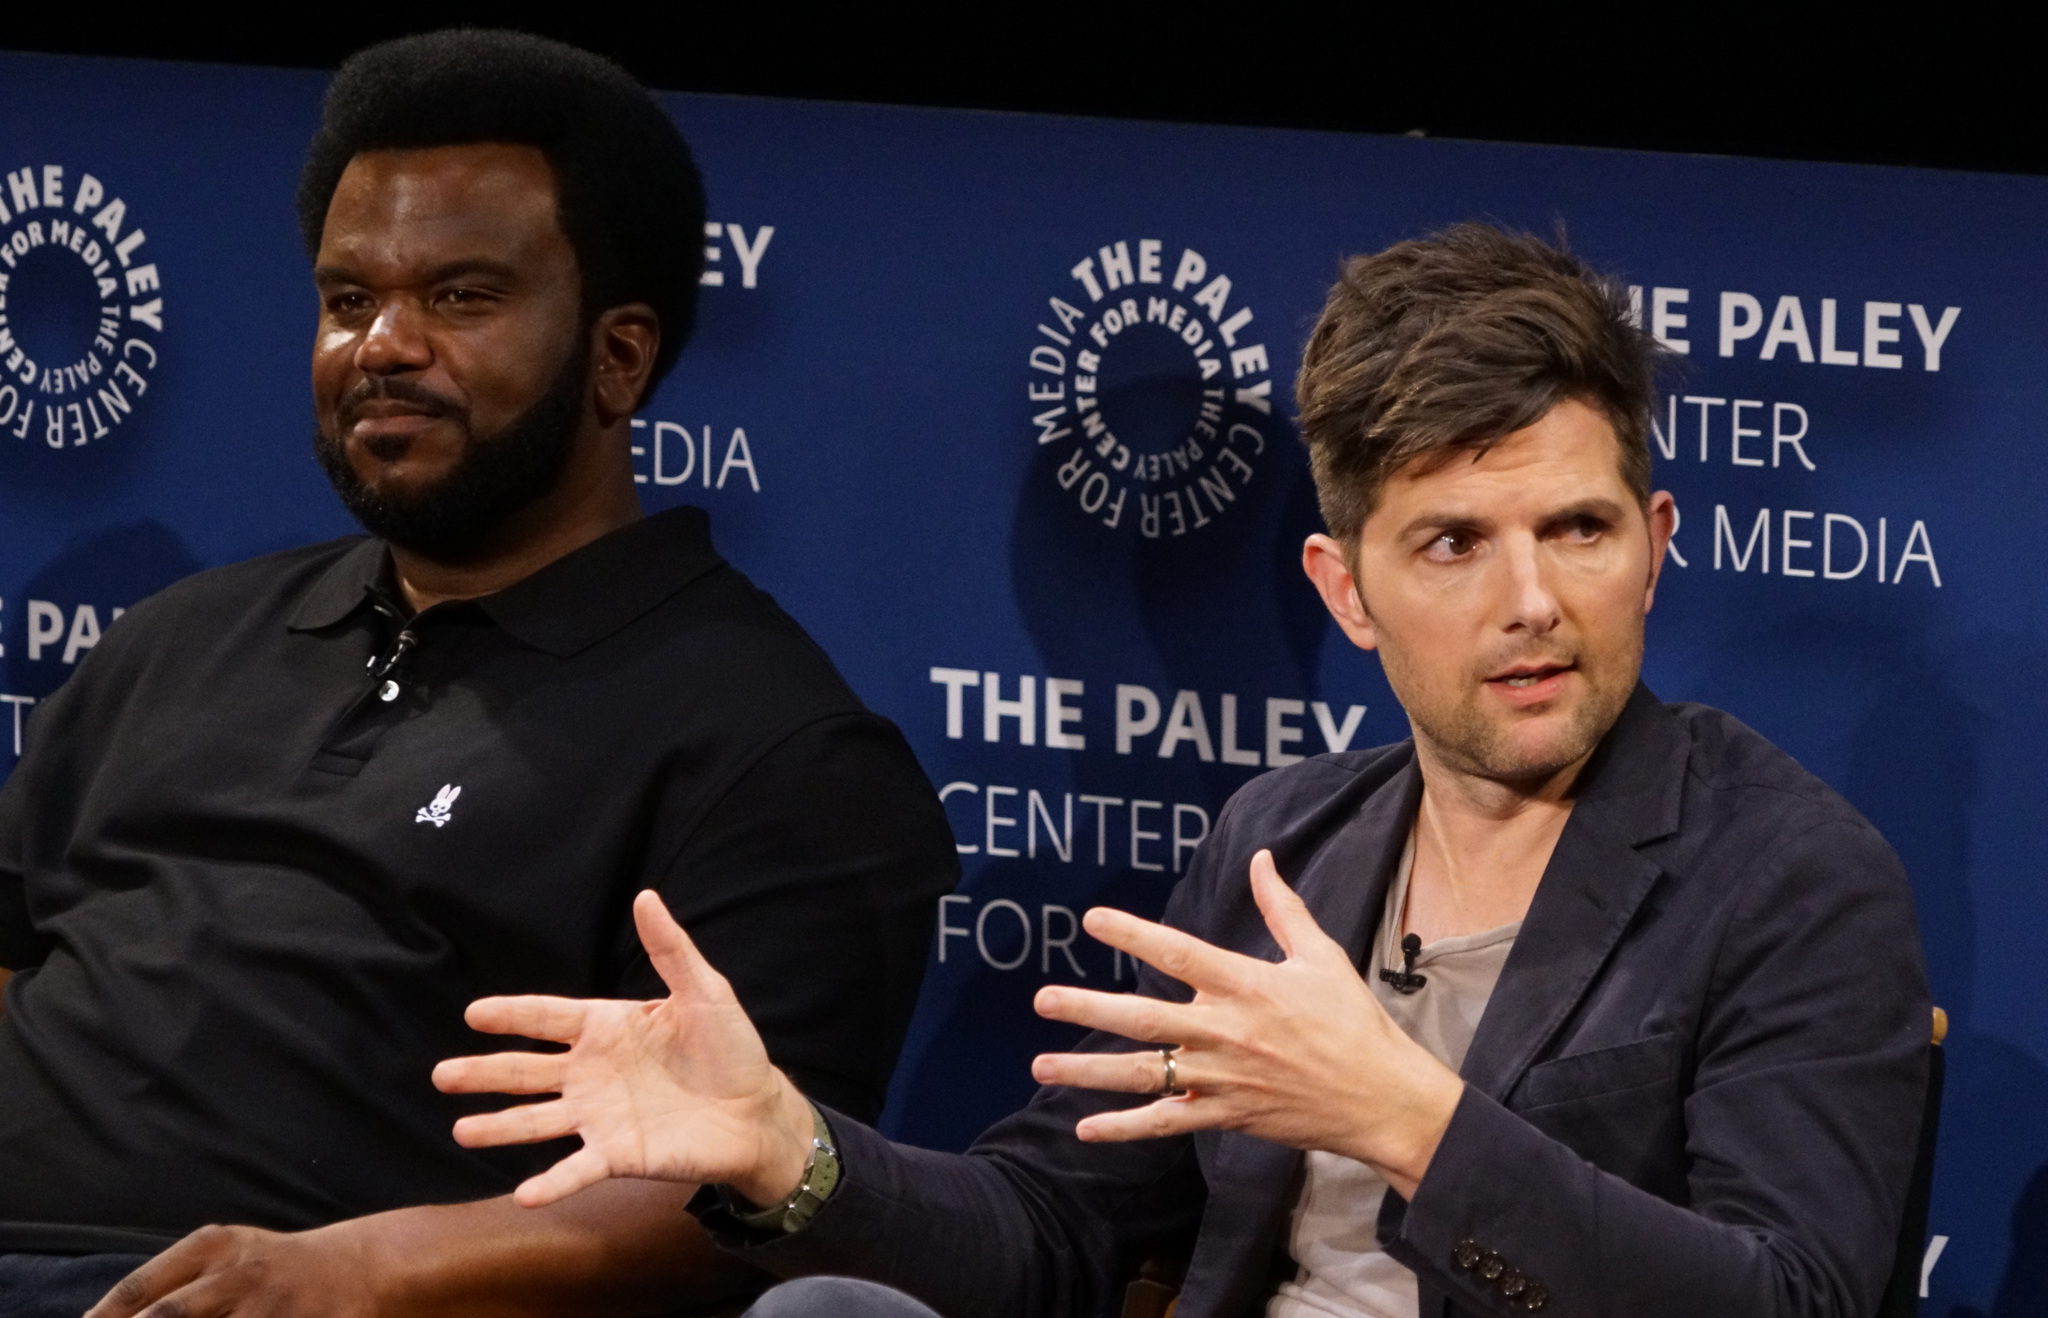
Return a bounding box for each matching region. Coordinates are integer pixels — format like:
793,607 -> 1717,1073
334,377 -> 467,431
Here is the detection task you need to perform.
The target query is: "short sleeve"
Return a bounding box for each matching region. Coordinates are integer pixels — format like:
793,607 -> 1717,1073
621,713 -> 959,1123
0,776 -> 37,969
0,667 -> 103,971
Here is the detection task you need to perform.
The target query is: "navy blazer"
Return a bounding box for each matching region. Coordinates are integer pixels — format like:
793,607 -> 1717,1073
711,687 -> 1931,1318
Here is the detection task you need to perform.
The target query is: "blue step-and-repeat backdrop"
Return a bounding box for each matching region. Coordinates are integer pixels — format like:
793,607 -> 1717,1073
3,49 -> 2041,1314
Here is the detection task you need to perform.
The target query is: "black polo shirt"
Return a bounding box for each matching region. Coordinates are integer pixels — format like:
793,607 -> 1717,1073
0,506 -> 957,1255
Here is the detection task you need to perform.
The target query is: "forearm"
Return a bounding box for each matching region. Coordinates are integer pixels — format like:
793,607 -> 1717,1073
713,1116 -> 1085,1318
334,1180 -> 765,1317
716,1095 -> 1198,1318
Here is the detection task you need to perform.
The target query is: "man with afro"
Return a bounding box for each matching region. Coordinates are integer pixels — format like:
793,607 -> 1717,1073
0,30 -> 958,1318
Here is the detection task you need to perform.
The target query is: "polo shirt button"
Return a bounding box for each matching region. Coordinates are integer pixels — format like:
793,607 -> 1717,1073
379,681 -> 400,702
1519,1283 -> 1550,1311
1451,1239 -> 1481,1270
1498,1268 -> 1527,1298
1478,1252 -> 1505,1282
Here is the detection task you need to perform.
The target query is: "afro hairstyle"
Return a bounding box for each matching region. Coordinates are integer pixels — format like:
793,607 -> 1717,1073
296,29 -> 705,392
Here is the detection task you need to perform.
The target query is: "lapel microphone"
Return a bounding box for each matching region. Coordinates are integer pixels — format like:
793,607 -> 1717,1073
367,629 -> 418,682
364,593 -> 419,685
1379,934 -> 1428,994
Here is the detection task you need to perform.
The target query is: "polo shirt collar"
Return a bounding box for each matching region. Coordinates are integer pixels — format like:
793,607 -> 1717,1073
286,536 -> 388,632
481,506 -> 725,656
284,506 -> 727,657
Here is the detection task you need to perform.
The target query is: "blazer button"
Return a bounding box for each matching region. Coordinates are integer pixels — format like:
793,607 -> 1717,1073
1518,1283 -> 1550,1311
1478,1252 -> 1505,1282
1498,1268 -> 1528,1298
1451,1239 -> 1481,1270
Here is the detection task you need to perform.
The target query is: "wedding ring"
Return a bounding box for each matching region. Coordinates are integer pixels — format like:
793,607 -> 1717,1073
1159,1048 -> 1185,1096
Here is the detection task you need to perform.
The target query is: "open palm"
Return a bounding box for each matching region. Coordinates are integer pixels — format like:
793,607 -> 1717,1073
433,890 -> 808,1208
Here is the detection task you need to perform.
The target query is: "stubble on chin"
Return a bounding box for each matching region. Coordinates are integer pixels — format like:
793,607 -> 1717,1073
1416,687 -> 1615,785
1398,648 -> 1640,787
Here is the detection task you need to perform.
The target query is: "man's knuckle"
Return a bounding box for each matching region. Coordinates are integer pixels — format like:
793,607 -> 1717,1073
189,1223 -> 236,1251
111,1274 -> 156,1307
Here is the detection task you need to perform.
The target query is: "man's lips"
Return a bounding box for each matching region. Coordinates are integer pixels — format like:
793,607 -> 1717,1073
341,402 -> 455,446
348,411 -> 442,438
1484,662 -> 1576,706
336,382 -> 462,441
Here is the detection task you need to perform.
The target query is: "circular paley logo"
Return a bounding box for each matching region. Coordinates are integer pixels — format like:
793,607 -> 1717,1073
0,164 -> 164,450
1027,240 -> 1276,538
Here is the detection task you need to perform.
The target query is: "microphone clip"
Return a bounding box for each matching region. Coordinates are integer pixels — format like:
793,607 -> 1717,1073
367,629 -> 418,682
1378,933 -> 1428,994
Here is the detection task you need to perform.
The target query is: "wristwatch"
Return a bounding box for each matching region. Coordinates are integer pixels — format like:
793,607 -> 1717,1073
731,1102 -> 841,1234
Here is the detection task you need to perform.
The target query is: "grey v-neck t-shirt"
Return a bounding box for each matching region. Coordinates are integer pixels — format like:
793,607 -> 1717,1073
1269,834 -> 1522,1318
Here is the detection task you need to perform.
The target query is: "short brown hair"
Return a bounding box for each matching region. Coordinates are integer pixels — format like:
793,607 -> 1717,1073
1295,223 -> 1659,542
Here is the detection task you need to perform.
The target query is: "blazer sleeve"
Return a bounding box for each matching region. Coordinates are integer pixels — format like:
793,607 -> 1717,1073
692,799 -> 1255,1318
1379,816 -> 1931,1318
701,1061 -> 1206,1318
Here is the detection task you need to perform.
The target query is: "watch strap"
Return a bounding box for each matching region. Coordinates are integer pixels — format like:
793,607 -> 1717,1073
730,1101 -> 840,1234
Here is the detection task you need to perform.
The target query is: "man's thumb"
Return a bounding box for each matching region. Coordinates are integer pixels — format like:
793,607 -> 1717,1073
634,890 -> 713,998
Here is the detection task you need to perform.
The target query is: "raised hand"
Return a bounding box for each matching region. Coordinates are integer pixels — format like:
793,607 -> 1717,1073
1030,849 -> 1465,1198
433,890 -> 816,1209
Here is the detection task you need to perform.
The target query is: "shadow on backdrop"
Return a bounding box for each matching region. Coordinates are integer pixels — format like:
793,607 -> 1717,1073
1986,1162 -> 2048,1318
3,521 -> 204,709
1837,643 -> 2048,1316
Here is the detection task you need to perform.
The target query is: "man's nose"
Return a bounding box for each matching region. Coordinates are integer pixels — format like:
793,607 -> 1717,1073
1499,535 -> 1563,636
355,299 -> 433,375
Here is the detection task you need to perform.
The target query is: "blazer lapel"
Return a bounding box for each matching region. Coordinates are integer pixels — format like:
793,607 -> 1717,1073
1179,752 -> 1424,1318
1294,752 -> 1425,968
1459,685 -> 1689,1102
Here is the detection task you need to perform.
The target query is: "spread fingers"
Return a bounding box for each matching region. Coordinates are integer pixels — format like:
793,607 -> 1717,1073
432,1049 -> 567,1096
1032,1048 -> 1179,1094
463,994 -> 590,1043
1072,1095 -> 1206,1143
450,1097 -> 579,1149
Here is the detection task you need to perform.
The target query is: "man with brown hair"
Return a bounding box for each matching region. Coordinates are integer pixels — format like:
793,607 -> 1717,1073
436,225 -> 1932,1318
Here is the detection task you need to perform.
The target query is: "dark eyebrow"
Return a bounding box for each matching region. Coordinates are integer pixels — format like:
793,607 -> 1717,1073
419,258 -> 522,285
1394,509 -> 1489,543
311,259 -> 522,287
1537,497 -> 1630,533
1393,496 -> 1632,544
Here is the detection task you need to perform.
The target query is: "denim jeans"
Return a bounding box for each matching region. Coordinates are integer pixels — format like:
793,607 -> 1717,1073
743,1276 -> 944,1318
0,1253 -> 151,1318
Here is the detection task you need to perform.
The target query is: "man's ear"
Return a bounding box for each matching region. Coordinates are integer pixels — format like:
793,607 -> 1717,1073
590,303 -> 661,427
1302,533 -> 1378,652
1642,490 -> 1677,613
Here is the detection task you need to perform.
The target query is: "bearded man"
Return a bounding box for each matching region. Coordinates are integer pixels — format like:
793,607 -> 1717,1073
439,225 -> 1933,1318
0,31 -> 957,1318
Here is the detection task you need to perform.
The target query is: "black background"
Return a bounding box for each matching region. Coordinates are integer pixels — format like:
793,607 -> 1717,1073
3,6 -> 2040,176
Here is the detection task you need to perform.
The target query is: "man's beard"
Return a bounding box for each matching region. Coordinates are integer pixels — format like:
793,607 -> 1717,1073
314,347 -> 589,562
